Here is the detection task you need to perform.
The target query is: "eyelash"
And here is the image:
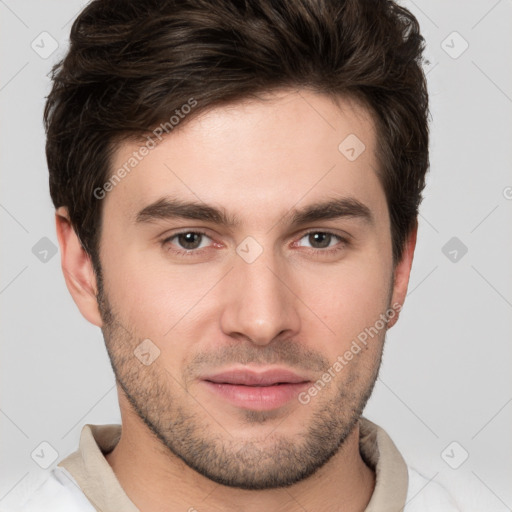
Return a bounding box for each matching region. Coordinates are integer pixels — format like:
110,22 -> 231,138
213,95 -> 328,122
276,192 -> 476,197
161,229 -> 349,257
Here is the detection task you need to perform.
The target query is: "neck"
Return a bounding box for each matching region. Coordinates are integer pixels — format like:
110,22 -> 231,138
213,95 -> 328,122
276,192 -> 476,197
105,413 -> 375,512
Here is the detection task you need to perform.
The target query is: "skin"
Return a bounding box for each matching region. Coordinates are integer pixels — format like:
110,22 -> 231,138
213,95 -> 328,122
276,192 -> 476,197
56,88 -> 417,512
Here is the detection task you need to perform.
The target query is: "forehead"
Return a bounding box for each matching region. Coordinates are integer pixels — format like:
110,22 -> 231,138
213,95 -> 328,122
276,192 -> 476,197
103,89 -> 386,227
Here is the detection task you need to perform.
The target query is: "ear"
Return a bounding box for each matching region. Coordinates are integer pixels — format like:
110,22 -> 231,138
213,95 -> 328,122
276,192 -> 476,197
387,221 -> 418,329
55,206 -> 103,327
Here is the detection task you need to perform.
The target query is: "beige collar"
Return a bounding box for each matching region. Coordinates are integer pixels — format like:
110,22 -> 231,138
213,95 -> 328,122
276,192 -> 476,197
59,416 -> 408,512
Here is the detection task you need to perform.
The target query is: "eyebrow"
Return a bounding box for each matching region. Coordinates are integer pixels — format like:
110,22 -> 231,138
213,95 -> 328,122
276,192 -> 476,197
135,195 -> 374,229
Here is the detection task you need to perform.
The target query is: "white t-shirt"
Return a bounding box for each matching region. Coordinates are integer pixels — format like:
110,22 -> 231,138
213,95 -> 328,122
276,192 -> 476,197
2,465 -> 460,512
1,418 -> 461,512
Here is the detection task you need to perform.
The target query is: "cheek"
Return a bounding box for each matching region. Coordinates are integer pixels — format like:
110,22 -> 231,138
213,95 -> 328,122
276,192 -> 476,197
101,241 -> 222,344
296,256 -> 392,349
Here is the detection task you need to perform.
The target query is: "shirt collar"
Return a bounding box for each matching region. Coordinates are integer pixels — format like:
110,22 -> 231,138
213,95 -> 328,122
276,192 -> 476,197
58,416 -> 408,512
358,416 -> 409,511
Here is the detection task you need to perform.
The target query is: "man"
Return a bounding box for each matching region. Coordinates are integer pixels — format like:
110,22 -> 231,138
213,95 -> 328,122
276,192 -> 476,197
11,0 -> 460,510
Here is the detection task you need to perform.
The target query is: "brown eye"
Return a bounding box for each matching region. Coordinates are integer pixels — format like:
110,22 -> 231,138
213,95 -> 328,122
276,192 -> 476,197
298,231 -> 344,249
176,232 -> 203,250
307,232 -> 333,249
161,230 -> 213,255
294,230 -> 349,257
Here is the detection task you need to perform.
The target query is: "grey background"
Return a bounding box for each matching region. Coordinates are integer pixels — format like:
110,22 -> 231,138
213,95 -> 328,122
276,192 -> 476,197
1,0 -> 511,510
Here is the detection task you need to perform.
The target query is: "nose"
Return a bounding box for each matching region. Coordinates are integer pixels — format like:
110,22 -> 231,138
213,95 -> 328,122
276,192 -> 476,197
219,248 -> 301,346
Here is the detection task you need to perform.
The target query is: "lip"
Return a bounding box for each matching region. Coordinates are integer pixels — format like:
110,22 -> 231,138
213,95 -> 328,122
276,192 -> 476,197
200,367 -> 312,411
202,367 -> 312,386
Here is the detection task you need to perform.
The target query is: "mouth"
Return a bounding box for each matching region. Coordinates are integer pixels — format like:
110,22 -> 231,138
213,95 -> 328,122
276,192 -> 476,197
200,367 -> 312,410
202,367 -> 311,386
204,381 -> 301,386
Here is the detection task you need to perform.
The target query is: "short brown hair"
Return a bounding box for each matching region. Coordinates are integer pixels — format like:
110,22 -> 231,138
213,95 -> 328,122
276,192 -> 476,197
45,0 -> 430,271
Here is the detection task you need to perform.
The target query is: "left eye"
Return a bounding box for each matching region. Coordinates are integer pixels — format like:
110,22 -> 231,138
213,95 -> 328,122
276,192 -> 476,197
297,231 -> 344,250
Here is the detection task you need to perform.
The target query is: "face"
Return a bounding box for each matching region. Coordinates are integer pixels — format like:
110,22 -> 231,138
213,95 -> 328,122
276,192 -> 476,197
95,89 -> 399,490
